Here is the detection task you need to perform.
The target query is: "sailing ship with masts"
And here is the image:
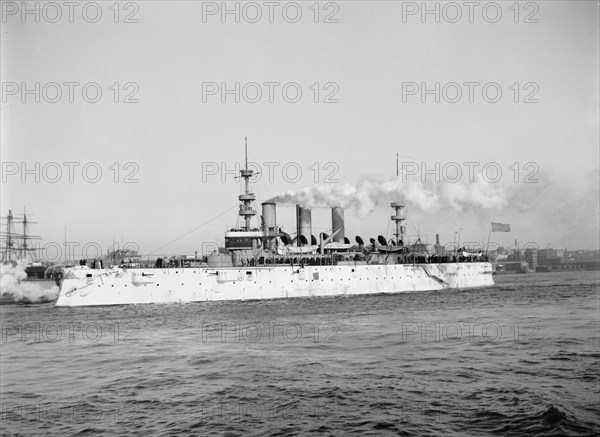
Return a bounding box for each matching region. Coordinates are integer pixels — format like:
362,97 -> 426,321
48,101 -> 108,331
1,210 -> 60,304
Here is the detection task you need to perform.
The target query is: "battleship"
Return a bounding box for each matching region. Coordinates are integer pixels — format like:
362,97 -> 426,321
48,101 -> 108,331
56,143 -> 494,306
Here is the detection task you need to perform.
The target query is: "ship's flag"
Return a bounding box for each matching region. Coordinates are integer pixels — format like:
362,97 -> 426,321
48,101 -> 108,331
491,222 -> 511,232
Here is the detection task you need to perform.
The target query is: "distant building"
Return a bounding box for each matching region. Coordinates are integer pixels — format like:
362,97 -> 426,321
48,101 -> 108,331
538,249 -> 565,266
101,248 -> 141,267
565,249 -> 600,262
536,248 -> 599,271
524,248 -> 538,269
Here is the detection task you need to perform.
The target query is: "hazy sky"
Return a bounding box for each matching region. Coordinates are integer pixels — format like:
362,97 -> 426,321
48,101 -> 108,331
1,1 -> 599,260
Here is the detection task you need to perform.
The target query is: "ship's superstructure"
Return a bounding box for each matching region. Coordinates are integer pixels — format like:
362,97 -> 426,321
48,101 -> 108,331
56,141 -> 494,306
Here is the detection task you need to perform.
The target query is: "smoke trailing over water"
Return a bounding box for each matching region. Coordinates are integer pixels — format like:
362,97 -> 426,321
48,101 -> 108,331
0,261 -> 59,303
270,169 -> 600,248
271,175 -> 511,218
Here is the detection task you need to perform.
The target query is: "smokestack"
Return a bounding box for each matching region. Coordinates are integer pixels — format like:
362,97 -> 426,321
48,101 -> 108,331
332,207 -> 345,243
296,205 -> 312,246
261,202 -> 277,236
436,234 -> 440,245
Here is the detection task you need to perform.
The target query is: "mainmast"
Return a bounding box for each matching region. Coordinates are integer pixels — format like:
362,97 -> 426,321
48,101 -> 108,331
20,208 -> 39,262
22,209 -> 28,260
238,137 -> 257,230
391,153 -> 406,245
391,202 -> 406,245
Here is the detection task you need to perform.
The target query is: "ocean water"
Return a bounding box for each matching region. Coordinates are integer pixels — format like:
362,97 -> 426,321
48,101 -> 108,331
1,270 -> 599,436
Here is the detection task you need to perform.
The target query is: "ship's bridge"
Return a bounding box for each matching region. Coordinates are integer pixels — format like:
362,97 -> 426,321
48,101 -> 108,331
225,229 -> 265,249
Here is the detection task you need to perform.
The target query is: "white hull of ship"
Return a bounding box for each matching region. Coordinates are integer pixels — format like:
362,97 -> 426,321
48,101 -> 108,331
55,262 -> 494,307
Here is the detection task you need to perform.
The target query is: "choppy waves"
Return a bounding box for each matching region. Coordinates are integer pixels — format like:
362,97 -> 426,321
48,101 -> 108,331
1,270 -> 598,436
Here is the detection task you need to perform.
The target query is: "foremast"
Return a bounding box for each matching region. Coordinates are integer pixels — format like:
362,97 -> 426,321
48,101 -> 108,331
1,210 -> 16,262
238,137 -> 257,230
221,138 -> 265,261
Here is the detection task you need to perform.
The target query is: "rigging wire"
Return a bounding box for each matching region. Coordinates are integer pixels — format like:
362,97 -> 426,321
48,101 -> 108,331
149,203 -> 239,255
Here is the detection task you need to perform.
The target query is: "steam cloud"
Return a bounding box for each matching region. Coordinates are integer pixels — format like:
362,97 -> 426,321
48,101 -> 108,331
0,261 -> 59,304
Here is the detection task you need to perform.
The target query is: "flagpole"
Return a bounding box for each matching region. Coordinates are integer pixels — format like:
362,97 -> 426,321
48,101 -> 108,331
486,223 -> 492,256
